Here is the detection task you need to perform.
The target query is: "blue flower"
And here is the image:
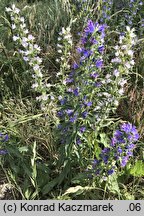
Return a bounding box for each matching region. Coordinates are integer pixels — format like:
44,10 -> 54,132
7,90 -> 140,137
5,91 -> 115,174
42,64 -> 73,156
80,126 -> 86,133
96,59 -> 103,68
127,151 -> 133,157
121,156 -> 129,167
98,24 -> 106,33
84,101 -> 92,106
76,47 -> 83,53
76,137 -> 81,145
73,62 -> 79,69
82,111 -> 88,119
98,45 -> 104,53
57,110 -> 64,117
69,113 -> 78,123
59,97 -> 67,105
65,78 -> 74,84
81,37 -> 87,44
107,169 -> 114,175
67,87 -> 73,93
65,109 -> 74,116
94,82 -> 102,87
73,88 -> 79,96
85,20 -> 95,34
102,148 -> 110,154
117,146 -> 122,154
114,130 -> 125,143
103,155 -> 109,164
90,73 -> 99,79
90,37 -> 98,44
0,149 -> 8,155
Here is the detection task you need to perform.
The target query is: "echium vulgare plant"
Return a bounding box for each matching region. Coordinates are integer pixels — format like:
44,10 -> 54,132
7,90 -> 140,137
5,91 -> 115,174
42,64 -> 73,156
56,20 -> 137,176
89,122 -> 139,180
5,4 -> 48,110
56,20 -> 108,167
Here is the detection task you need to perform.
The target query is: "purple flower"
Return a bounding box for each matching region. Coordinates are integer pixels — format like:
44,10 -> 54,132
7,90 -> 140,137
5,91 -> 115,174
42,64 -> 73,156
107,169 -> 114,175
82,111 -> 88,118
110,137 -> 117,147
114,130 -> 125,143
98,24 -> 106,33
120,123 -> 132,133
65,78 -> 74,84
59,97 -> 67,105
0,149 -> 8,155
84,101 -> 92,106
90,73 -> 99,79
92,159 -> 99,168
73,62 -> 79,69
76,47 -> 83,53
85,20 -> 95,34
102,155 -> 109,164
120,123 -> 139,142
117,146 -> 122,154
68,71 -> 75,77
96,59 -> 103,68
69,113 -> 78,123
95,169 -> 100,175
121,156 -> 129,167
57,110 -> 64,117
94,82 -> 102,87
81,37 -> 87,44
102,148 -> 110,154
67,87 -> 73,93
65,109 -> 74,116
127,151 -> 133,157
90,37 -> 98,44
76,137 -> 81,145
127,143 -> 135,150
73,88 -> 79,96
98,45 -> 104,53
80,126 -> 86,133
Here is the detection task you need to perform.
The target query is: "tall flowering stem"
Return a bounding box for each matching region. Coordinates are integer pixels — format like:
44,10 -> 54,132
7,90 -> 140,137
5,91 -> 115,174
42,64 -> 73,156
57,20 -> 138,179
5,4 -> 48,110
57,20 -> 108,164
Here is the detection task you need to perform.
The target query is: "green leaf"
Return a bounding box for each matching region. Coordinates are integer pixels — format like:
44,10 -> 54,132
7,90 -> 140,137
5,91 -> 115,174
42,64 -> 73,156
100,133 -> 109,147
18,146 -> 29,153
130,160 -> 144,177
63,185 -> 94,196
107,173 -> 120,194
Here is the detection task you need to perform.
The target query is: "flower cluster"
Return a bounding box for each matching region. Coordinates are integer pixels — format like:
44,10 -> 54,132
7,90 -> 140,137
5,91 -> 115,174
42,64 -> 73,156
6,4 -> 48,109
0,133 -> 9,155
91,122 -> 139,179
56,26 -> 73,78
108,26 -> 137,106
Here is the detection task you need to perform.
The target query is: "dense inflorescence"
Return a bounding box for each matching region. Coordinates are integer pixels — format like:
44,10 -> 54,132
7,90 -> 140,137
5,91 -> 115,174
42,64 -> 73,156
5,4 -> 48,110
91,122 -> 139,178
